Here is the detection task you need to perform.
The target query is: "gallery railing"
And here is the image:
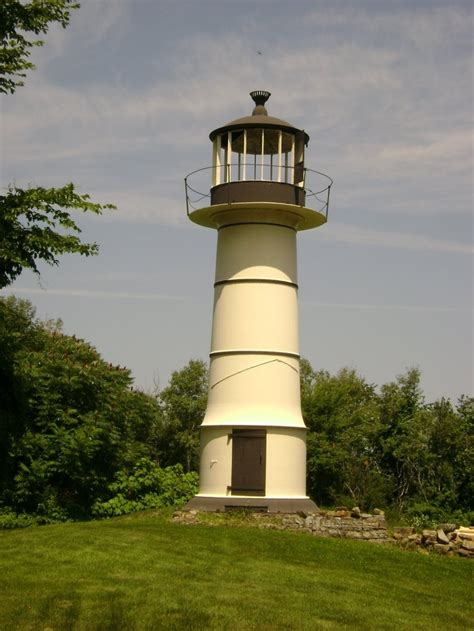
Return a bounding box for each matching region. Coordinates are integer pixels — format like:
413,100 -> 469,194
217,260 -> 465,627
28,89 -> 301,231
184,165 -> 333,220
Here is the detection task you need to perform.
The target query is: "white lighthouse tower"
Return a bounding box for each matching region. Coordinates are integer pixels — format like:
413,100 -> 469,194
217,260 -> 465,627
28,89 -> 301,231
185,91 -> 332,512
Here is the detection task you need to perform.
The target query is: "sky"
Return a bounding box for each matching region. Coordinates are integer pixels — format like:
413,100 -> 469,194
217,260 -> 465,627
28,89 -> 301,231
1,0 -> 472,402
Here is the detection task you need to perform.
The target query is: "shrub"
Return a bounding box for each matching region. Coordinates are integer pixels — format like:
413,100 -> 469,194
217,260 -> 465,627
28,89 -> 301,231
92,458 -> 198,518
0,509 -> 65,529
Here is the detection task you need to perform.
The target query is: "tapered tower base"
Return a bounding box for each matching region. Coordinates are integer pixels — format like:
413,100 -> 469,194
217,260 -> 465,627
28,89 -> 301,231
184,496 -> 318,514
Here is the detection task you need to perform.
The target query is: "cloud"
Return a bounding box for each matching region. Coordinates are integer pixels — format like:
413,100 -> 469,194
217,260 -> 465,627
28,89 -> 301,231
4,287 -> 469,315
303,300 -> 471,314
1,287 -> 185,301
318,222 -> 473,254
99,191 -> 189,226
30,0 -> 130,63
1,0 -> 471,237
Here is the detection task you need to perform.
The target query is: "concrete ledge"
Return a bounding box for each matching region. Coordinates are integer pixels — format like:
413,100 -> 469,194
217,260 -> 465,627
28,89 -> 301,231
183,496 -> 318,514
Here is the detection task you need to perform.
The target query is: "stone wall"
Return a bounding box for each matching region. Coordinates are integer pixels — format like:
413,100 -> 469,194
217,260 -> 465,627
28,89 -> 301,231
265,508 -> 388,542
173,507 -> 473,557
173,506 -> 388,543
393,525 -> 474,558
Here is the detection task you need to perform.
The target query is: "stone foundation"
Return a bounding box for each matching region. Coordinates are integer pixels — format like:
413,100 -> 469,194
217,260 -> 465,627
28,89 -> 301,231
184,496 -> 318,514
173,506 -> 389,543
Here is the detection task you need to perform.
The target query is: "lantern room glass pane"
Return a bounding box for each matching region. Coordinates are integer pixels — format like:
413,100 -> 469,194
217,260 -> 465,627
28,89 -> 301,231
216,128 -> 298,183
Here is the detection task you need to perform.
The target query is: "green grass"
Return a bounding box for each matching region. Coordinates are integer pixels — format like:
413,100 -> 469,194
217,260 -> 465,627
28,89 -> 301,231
0,510 -> 472,630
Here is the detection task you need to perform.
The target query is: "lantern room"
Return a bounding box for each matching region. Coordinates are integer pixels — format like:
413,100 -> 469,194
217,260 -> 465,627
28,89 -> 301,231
209,90 -> 308,206
185,91 -> 332,231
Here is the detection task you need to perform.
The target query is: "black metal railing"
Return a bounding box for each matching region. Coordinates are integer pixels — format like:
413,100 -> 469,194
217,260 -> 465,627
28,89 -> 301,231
184,164 -> 333,220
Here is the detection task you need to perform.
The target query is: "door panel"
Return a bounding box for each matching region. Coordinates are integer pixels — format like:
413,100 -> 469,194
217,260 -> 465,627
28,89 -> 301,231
231,430 -> 266,496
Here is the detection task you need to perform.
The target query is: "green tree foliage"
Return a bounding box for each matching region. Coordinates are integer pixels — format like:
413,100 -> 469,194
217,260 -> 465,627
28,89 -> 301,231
1,294 -> 471,525
302,363 -> 388,509
0,296 -> 163,519
0,2 -> 115,288
157,360 -> 208,472
0,0 -> 79,94
454,396 -> 474,509
377,367 -> 426,510
0,184 -> 115,288
302,360 -> 474,519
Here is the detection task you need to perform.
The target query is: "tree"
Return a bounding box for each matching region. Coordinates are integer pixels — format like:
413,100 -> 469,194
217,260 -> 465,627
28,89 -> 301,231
378,367 -> 426,510
454,396 -> 474,511
0,0 -> 79,95
0,296 -> 164,519
0,1 -> 115,288
158,360 -> 208,472
0,184 -> 115,288
302,362 -> 385,509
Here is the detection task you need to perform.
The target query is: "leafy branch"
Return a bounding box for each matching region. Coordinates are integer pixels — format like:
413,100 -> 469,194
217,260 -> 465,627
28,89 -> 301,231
0,183 -> 115,288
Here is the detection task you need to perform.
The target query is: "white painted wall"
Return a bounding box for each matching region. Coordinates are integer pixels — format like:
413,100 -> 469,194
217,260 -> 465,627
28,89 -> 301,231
202,222 -> 305,430
189,200 -> 322,503
198,427 -> 308,498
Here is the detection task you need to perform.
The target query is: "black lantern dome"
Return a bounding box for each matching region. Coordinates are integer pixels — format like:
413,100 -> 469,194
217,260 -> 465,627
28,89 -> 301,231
209,91 -> 310,152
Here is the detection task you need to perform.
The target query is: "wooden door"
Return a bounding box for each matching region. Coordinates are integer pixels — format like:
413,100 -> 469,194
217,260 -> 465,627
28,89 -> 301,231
231,430 -> 266,496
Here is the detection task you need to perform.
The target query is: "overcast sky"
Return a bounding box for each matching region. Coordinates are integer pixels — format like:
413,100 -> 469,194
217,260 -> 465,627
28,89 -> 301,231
1,0 -> 472,402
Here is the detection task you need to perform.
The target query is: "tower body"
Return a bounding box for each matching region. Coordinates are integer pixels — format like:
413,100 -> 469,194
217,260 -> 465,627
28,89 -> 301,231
185,92 -> 332,512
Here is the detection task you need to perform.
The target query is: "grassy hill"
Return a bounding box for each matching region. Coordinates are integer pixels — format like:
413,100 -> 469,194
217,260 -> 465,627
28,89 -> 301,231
0,510 -> 472,630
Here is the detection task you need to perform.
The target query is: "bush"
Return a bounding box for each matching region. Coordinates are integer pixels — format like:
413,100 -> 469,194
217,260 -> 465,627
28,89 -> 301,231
0,509 -> 65,529
404,502 -> 474,529
404,503 -> 447,529
92,458 -> 198,517
0,296 -> 164,520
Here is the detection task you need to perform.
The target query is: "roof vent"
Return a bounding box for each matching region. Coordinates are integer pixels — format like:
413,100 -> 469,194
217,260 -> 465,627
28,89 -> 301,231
250,90 -> 271,116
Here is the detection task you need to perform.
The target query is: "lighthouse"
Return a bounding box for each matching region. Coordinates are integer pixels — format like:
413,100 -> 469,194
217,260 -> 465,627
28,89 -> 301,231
185,91 -> 332,512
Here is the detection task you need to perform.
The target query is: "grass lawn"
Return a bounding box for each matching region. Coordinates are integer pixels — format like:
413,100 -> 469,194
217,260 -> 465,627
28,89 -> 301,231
0,510 -> 472,630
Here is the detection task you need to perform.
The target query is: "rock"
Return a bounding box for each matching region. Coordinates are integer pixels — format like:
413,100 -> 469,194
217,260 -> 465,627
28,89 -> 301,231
422,529 -> 437,542
457,531 -> 474,542
458,548 -> 473,558
351,507 -> 361,518
434,543 -> 450,555
461,540 -> 474,551
394,527 -> 415,537
361,513 -> 373,519
334,510 -> 350,518
336,506 -> 348,511
438,523 -> 457,533
437,529 -> 450,545
373,508 -> 385,516
373,514 -> 386,523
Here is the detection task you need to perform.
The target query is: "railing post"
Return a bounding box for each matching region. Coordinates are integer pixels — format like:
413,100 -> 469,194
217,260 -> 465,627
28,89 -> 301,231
325,184 -> 331,221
